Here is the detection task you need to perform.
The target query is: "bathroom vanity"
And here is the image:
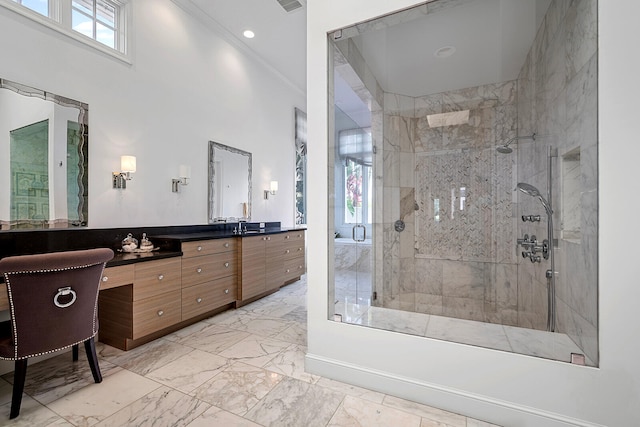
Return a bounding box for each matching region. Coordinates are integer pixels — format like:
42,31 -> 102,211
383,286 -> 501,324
0,223 -> 306,350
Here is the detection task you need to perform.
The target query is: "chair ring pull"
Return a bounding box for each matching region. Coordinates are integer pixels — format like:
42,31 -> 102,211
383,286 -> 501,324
54,286 -> 77,308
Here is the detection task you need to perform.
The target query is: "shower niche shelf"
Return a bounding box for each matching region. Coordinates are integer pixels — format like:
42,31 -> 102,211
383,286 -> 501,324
561,147 -> 581,243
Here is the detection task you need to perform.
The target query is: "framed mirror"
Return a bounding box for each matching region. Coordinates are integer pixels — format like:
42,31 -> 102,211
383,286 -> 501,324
0,78 -> 89,230
208,141 -> 252,222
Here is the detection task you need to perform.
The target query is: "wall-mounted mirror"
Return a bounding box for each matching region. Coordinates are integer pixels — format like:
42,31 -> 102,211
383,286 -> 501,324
0,78 -> 88,230
208,141 -> 252,222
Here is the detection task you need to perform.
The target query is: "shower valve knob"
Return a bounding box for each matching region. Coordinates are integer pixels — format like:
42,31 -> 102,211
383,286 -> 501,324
529,254 -> 542,263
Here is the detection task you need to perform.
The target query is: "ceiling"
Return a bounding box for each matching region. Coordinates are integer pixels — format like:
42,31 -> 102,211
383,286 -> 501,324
172,0 -> 307,96
171,0 -> 552,118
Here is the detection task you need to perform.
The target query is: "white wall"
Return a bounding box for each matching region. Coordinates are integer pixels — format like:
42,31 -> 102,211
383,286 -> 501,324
306,1 -> 640,426
0,0 -> 304,228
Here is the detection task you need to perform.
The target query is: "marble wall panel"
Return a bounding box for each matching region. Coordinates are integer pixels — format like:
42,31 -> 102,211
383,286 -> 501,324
565,0 -> 597,82
415,293 -> 443,316
414,258 -> 443,296
413,117 -> 443,153
441,260 -> 485,300
566,53 -> 597,151
442,296 -> 485,323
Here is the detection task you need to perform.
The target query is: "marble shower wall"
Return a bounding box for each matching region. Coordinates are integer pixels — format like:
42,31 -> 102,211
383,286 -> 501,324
380,81 -> 520,323
516,0 -> 598,365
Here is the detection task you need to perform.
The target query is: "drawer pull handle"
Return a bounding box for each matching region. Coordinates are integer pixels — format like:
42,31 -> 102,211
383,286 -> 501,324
102,276 -> 108,282
298,248 -> 302,251
196,268 -> 202,273
299,265 -> 303,269
224,289 -> 229,294
286,235 -> 290,239
286,249 -> 290,254
157,310 -> 164,317
262,237 -> 267,241
196,297 -> 202,303
224,262 -> 229,268
197,246 -> 202,251
298,234 -> 301,237
286,269 -> 290,273
224,242 -> 229,248
158,274 -> 164,280
267,237 -> 271,241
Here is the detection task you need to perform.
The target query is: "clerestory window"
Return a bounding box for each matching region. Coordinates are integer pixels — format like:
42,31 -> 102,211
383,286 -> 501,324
4,0 -> 129,58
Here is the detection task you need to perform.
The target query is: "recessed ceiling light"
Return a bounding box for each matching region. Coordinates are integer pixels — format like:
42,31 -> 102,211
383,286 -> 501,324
434,46 -> 456,58
243,30 -> 255,39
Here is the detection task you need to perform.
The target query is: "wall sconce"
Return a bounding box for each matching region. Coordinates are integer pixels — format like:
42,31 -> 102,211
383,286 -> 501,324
172,165 -> 191,192
113,155 -> 136,189
264,180 -> 278,199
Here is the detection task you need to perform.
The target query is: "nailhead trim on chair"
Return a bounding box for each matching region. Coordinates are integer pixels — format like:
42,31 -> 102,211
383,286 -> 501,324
0,262 -> 106,361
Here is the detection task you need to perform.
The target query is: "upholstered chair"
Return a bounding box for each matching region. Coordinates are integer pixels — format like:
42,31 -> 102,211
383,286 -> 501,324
0,248 -> 114,419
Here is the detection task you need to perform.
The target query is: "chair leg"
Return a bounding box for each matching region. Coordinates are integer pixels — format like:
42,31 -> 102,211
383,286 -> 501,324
10,359 -> 28,419
72,344 -> 79,361
84,337 -> 102,383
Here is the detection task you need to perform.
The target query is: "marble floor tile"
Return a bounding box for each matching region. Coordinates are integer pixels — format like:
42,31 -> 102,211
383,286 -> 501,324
1,351 -> 123,406
328,395 -> 422,427
145,349 -> 232,394
263,344 -> 320,384
185,405 -> 262,427
223,316 -> 294,338
193,362 -> 282,416
244,376 -> 344,427
382,395 -> 467,427
425,315 -> 512,353
103,338 -> 194,376
272,321 -> 307,346
315,377 -> 386,404
94,386 -> 210,427
2,275 -> 509,426
218,334 -> 292,368
504,325 -> 584,363
167,323 -> 251,355
0,393 -> 72,426
359,306 -> 429,336
46,369 -> 161,426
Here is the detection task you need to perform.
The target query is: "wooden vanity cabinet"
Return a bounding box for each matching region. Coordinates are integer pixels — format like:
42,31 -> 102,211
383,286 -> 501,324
181,238 -> 237,320
238,234 -> 285,301
98,258 -> 182,350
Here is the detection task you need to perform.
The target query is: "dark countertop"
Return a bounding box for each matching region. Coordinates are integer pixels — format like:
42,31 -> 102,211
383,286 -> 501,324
151,227 -> 306,242
108,250 -> 183,267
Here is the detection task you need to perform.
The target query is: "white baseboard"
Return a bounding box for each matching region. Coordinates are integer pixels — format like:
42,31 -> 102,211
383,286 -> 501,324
305,353 -> 603,427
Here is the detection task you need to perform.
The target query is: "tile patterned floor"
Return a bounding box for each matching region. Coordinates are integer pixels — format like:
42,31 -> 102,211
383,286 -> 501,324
0,275 -> 500,426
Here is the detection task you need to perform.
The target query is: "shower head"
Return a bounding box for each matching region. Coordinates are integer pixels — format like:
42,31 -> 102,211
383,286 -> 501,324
496,133 -> 536,154
516,182 -> 553,215
496,145 -> 513,154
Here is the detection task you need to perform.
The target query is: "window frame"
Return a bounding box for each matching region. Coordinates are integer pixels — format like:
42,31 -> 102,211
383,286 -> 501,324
1,0 -> 131,63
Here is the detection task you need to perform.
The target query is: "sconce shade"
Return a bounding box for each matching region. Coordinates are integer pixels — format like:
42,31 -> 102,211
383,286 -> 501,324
121,156 -> 136,173
270,180 -> 279,194
179,165 -> 191,179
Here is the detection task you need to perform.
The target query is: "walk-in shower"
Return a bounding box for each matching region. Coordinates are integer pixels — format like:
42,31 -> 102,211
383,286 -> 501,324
328,0 -> 598,366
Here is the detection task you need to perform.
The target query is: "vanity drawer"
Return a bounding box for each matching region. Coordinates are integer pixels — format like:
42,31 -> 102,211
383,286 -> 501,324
133,258 -> 182,301
182,239 -> 236,258
132,290 -> 182,339
100,265 -> 134,290
181,253 -> 236,287
282,243 -> 305,260
284,256 -> 306,282
283,231 -> 305,244
182,276 -> 237,319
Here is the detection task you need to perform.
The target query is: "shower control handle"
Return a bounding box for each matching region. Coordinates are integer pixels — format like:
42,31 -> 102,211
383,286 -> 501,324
522,215 -> 541,222
529,254 -> 542,263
